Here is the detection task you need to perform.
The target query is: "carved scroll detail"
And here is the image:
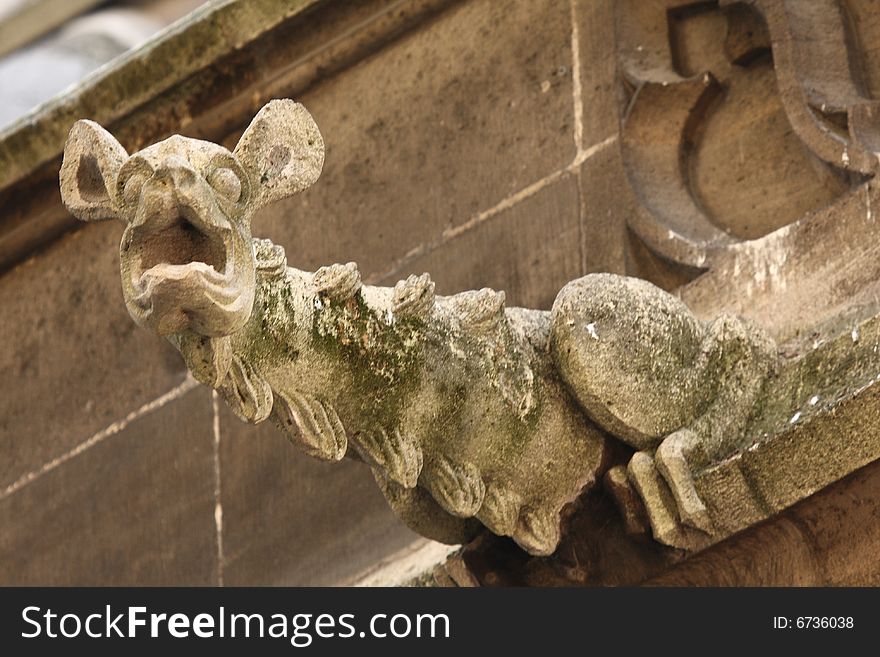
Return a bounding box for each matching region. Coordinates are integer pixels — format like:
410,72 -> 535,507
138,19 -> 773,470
426,456 -> 486,518
356,427 -> 423,488
392,273 -> 435,318
274,389 -> 348,462
616,0 -> 877,267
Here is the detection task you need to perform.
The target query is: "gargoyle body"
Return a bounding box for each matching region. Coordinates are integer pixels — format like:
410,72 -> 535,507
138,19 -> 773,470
60,100 -> 778,556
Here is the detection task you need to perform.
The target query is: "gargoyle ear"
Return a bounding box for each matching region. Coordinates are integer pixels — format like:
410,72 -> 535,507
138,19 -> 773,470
60,120 -> 128,222
233,99 -> 325,211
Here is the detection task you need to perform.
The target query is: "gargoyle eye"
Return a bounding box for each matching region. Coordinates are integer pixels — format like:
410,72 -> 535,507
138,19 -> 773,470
208,167 -> 242,202
122,171 -> 148,205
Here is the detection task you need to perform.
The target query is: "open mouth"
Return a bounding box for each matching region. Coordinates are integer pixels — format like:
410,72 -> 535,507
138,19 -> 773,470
138,215 -> 228,274
121,202 -> 253,338
127,205 -> 234,294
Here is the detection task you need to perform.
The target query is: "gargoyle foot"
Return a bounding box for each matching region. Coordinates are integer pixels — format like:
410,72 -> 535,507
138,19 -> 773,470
604,465 -> 650,537
654,429 -> 712,533
627,451 -> 712,551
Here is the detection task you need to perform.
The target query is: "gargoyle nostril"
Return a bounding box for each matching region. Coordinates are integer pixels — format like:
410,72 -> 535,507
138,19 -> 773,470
155,156 -> 197,187
155,168 -> 196,187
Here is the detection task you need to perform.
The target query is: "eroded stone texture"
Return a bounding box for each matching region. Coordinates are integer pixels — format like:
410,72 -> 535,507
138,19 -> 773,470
59,99 -> 803,557
217,400 -> 419,586
0,387 -> 216,586
438,0 -> 880,584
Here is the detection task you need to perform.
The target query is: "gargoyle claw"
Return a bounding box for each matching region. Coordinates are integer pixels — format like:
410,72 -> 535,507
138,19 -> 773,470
655,429 -> 713,533
628,451 -> 712,551
314,262 -> 361,301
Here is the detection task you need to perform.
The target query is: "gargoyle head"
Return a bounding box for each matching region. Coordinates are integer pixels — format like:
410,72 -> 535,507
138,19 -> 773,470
60,99 -> 324,337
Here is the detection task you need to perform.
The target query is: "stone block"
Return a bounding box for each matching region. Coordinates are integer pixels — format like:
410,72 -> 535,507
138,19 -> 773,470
218,403 -> 420,586
0,387 -> 216,585
384,172 -> 581,310
254,0 -> 576,277
0,221 -> 188,491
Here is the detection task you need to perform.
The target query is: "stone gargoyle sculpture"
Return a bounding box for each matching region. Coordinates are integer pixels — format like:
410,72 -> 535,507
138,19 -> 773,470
59,99 -> 779,556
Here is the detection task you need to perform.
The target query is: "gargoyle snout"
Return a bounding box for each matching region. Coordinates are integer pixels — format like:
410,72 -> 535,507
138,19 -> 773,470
60,99 -> 325,340
152,155 -> 198,189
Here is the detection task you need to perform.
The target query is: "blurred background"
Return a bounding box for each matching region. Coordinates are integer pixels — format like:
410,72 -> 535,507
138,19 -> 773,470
0,1 -> 211,127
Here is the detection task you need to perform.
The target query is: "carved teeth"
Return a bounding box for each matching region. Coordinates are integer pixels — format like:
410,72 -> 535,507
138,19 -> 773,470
274,390 -> 347,462
426,456 -> 486,518
513,508 -> 561,557
392,273 -> 436,318
221,355 -> 273,423
451,288 -> 506,331
477,486 -> 521,536
355,427 -> 423,488
313,262 -> 362,301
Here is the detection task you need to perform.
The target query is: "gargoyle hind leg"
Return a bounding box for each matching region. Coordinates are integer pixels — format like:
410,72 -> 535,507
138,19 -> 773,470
551,274 -> 777,550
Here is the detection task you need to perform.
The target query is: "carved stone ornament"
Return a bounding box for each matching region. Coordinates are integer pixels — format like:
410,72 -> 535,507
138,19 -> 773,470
58,97 -> 863,558
619,0 -> 880,266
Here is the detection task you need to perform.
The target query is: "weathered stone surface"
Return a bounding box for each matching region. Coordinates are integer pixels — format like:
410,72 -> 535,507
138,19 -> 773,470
647,458 -> 880,586
0,387 -> 216,586
252,0 -> 576,278
455,441 -> 880,587
613,0 -> 874,269
554,275 -> 751,450
787,460 -> 880,586
573,0 -> 620,149
645,516 -> 822,586
32,0 -> 880,584
679,183 -> 880,343
0,221 -> 187,491
218,402 -> 419,586
60,100 -> 622,557
576,144 -> 629,278
385,174 -> 582,309
60,99 -> 811,558
573,139 -> 702,291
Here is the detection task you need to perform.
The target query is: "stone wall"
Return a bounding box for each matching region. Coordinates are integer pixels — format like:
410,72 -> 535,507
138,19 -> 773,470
8,0 -> 877,587
0,0 -> 645,585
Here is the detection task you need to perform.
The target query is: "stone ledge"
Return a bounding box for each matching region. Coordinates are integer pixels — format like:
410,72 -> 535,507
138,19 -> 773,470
0,0 -> 462,273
